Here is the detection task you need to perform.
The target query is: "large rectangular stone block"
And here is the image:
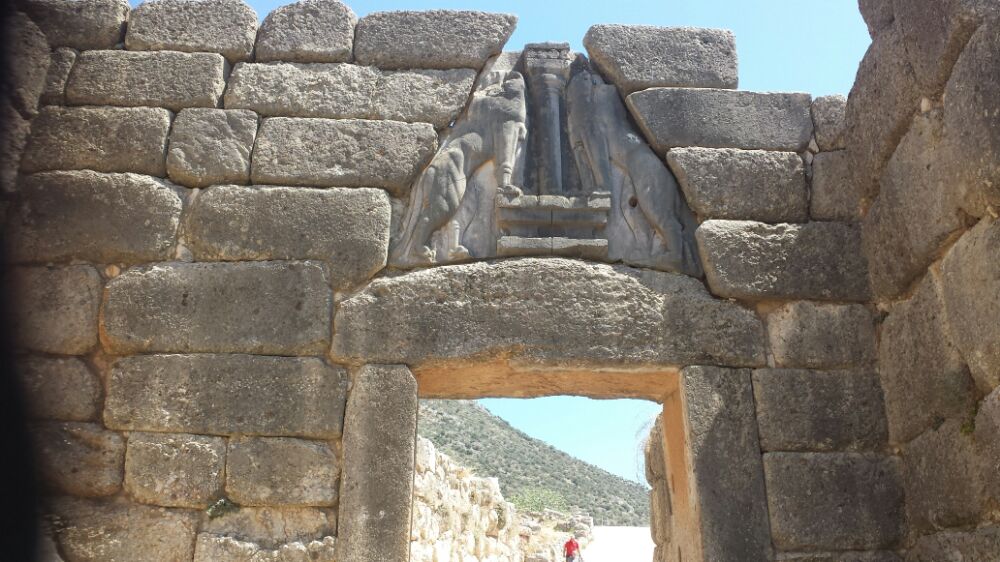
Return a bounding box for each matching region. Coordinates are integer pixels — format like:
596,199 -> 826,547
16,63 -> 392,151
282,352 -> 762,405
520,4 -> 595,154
105,354 -> 348,438
251,117 -> 437,195
763,453 -> 903,550
766,302 -> 875,369
184,185 -> 390,289
7,171 -> 183,264
226,437 -> 340,507
200,506 -> 338,548
811,150 -> 861,222
337,365 -> 418,562
194,534 -> 337,562
696,220 -> 870,301
254,0 -> 356,63
752,369 -> 888,452
101,261 -> 332,355
33,422 -> 124,497
19,355 -> 101,421
125,432 -> 226,509
811,94 -> 848,151
22,0 -> 129,50
21,106 -> 171,176
627,88 -> 813,152
125,0 -> 258,63
66,50 -> 228,111
41,47 -> 76,106
12,265 -> 101,355
166,108 -> 258,188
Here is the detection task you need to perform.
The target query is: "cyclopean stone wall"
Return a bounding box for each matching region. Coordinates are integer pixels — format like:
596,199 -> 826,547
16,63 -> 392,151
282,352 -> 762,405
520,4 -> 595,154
1,0 -> 994,561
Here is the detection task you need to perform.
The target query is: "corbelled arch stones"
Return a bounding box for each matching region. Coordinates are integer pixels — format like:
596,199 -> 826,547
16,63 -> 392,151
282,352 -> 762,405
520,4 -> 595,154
4,0 -> 999,561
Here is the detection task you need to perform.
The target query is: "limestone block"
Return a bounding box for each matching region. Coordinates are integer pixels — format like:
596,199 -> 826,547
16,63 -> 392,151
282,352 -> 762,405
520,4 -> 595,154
166,108 -> 257,187
626,88 -> 813,152
101,261 -> 332,355
33,422 -> 124,497
583,25 -> 737,96
50,497 -> 198,562
225,62 -> 377,118
680,366 -> 773,561
7,171 -> 182,264
859,0 -> 894,38
778,553 -> 901,562
943,20 -> 1000,217
105,354 -> 348,438
66,50 -> 228,112
255,0 -> 356,63
811,150 -> 861,221
125,432 -> 226,508
354,10 -> 517,70
251,117 -> 437,195
194,534 -> 337,562
227,437 -> 339,507
21,0 -> 128,50
810,94 -> 847,151
372,68 -> 477,127
125,0 -> 258,63
665,148 -> 808,223
336,365 -> 418,562
19,356 -> 100,421
7,12 -> 50,118
0,100 -> 30,194
939,219 -> 1000,391
184,185 -> 390,288
844,23 -> 920,199
752,369 -> 887,452
695,220 -> 870,301
11,265 -> 101,355
905,527 -> 1000,562
41,47 -> 76,106
975,387 -> 1000,504
332,258 -> 767,368
863,111 -> 969,300
201,506 -> 337,548
21,106 -> 171,176
763,453 -> 903,550
879,273 -> 976,444
766,302 -> 875,369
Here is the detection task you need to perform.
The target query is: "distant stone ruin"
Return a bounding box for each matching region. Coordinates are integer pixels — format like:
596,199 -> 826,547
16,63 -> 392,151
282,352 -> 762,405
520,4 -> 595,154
3,0 -> 999,561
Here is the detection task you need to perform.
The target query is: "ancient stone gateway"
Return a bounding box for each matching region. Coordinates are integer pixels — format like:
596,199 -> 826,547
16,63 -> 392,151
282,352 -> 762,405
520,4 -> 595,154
6,0 -> 1000,561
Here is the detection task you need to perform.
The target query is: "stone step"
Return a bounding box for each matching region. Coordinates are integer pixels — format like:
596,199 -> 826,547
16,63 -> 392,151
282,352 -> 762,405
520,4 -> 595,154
496,236 -> 608,260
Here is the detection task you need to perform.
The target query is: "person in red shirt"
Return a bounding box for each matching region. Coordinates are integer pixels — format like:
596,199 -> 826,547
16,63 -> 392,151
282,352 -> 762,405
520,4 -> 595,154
564,535 -> 581,561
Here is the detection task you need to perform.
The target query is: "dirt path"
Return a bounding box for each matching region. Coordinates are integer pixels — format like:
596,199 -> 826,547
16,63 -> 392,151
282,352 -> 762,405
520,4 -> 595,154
579,526 -> 655,561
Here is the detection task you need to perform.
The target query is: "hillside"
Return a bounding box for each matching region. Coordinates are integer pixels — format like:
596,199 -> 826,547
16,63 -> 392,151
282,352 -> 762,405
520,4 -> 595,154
417,399 -> 650,526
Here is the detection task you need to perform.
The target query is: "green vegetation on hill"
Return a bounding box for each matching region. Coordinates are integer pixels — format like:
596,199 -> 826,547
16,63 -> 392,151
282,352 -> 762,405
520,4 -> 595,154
417,399 -> 650,526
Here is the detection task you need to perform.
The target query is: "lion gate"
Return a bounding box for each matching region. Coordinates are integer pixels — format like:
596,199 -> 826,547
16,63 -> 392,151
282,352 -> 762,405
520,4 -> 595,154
6,0 -> 1000,561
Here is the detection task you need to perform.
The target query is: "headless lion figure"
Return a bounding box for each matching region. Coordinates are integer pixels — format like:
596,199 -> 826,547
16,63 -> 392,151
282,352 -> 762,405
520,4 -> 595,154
390,72 -> 528,268
567,70 -> 702,277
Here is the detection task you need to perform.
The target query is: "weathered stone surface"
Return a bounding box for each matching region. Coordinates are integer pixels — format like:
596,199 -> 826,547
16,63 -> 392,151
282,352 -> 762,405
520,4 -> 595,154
41,47 -> 76,106
332,258 -> 766,368
811,94 -> 847,151
251,117 -> 437,195
766,302 -> 875,369
753,369 -> 887,452
975,387 -> 1000,505
125,432 -> 226,508
844,23 -> 920,199
51,497 -> 198,562
680,366 -> 773,562
21,0 -> 128,50
944,19 -> 1000,217
763,453 -> 903,550
906,527 -> 1000,562
354,10 -> 517,70
194,534 -> 337,562
666,148 -> 808,222
7,171 -> 182,264
11,265 -> 101,355
33,422 -> 124,496
7,12 -> 50,117
859,0 -> 894,37
879,272 -> 976,444
66,50 -> 228,111
627,88 -> 813,152
811,150 -> 861,221
939,219 -> 1000,391
19,356 -> 100,421
227,437 -> 339,507
226,63 -> 474,128
778,553 -> 901,562
0,100 -> 30,193
696,220 -> 870,301
337,365 -> 418,562
167,108 -> 257,187
863,111 -> 969,300
184,185 -> 390,288
21,106 -> 171,176
102,261 -> 332,355
255,0 -> 356,63
201,506 -> 337,548
583,25 -> 738,95
125,0 -> 258,62
105,354 -> 348,438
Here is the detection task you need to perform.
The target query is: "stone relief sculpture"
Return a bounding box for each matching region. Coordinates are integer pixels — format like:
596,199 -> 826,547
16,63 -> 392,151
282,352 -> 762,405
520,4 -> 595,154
391,48 -> 703,278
